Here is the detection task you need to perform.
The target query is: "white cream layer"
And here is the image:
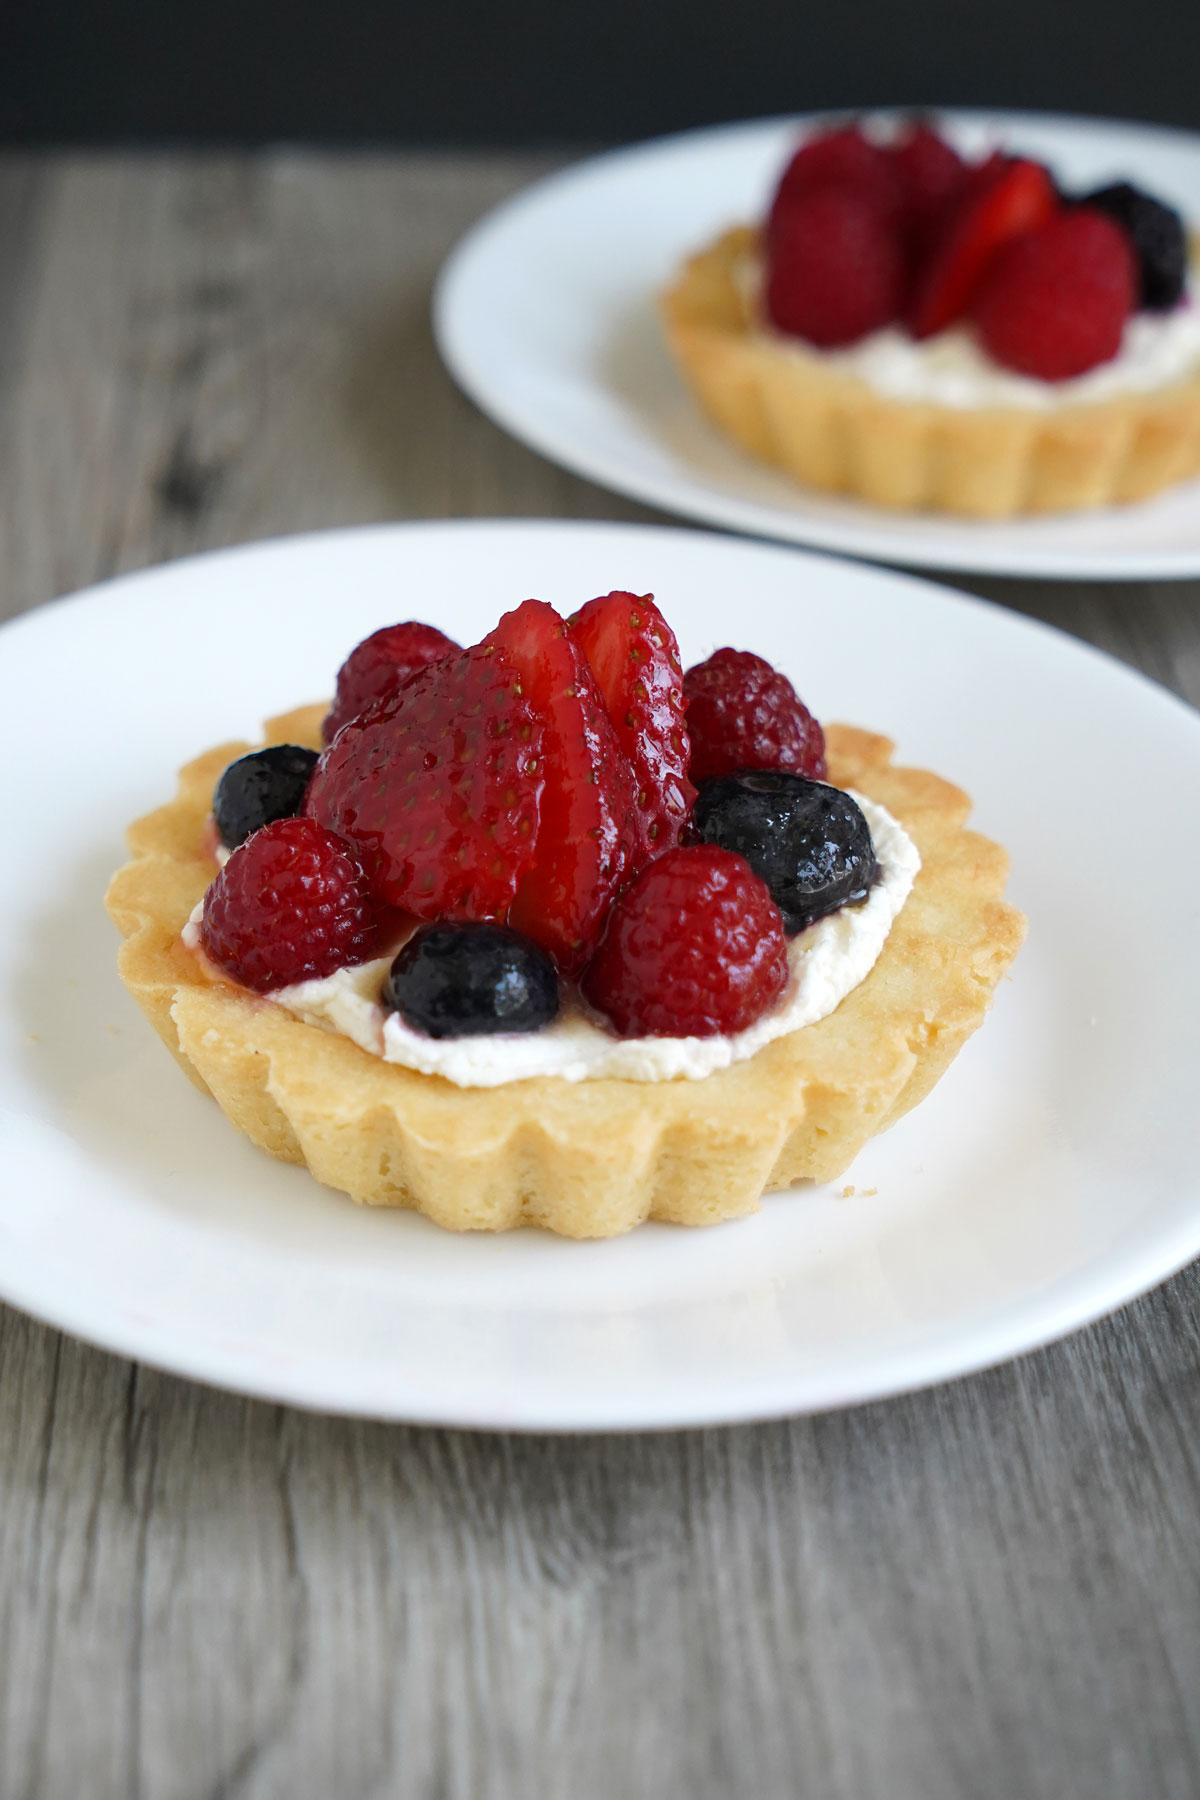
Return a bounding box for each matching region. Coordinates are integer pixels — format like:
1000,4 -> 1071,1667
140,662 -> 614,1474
740,253 -> 1200,411
185,794 -> 919,1088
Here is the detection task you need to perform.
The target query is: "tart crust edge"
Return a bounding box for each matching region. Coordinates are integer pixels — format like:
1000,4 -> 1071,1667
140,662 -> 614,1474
660,225 -> 1200,518
104,704 -> 1026,1237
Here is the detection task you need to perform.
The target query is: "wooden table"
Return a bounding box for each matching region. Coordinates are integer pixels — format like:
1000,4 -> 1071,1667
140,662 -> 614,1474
2,152 -> 1199,1800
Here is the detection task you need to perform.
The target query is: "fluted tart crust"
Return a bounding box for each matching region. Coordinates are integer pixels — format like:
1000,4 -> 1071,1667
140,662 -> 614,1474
105,703 -> 1025,1237
661,226 -> 1200,518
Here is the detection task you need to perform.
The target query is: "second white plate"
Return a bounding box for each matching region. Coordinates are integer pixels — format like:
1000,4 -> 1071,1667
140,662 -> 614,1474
435,111 -> 1200,580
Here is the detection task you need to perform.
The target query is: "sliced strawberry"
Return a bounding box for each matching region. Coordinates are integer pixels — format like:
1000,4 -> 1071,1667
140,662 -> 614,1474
483,599 -> 638,974
305,644 -> 544,922
908,156 -> 1057,339
963,149 -> 1010,197
569,590 -> 695,860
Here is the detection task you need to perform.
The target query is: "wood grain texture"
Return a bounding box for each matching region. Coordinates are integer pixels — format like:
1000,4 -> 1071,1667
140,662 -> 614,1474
1,151 -> 1199,1800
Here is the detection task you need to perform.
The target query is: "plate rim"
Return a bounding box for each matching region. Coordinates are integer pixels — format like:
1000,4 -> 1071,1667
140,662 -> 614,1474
434,108 -> 1200,583
5,515 -> 1200,1431
3,1218 -> 1200,1433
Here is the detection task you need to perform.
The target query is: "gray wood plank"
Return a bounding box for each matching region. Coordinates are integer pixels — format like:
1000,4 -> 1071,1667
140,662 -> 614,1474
1,151 -> 1199,1800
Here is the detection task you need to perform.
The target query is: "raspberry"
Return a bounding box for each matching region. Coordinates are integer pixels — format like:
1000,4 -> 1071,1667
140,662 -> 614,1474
582,846 -> 789,1039
766,187 -> 907,348
767,124 -> 900,243
684,649 -> 826,787
200,817 -> 378,994
305,643 -> 545,921
908,157 -> 1057,339
887,121 -> 969,253
570,590 -> 695,860
973,209 -> 1136,380
323,622 -> 459,744
484,599 -> 638,974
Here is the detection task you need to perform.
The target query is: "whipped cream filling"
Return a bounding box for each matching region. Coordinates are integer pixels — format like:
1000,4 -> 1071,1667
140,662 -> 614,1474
184,794 -> 920,1088
739,252 -> 1200,410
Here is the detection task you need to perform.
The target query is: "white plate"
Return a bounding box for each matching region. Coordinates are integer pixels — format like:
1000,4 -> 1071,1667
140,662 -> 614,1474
435,111 -> 1200,580
3,519 -> 1200,1429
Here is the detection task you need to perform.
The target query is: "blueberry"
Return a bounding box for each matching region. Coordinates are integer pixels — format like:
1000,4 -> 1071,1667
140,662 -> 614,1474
691,770 -> 877,934
213,745 -> 320,849
1079,182 -> 1187,311
382,922 -> 559,1038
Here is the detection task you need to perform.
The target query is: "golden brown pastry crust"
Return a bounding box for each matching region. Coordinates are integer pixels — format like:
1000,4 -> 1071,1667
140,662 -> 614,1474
105,705 -> 1026,1237
660,226 -> 1200,518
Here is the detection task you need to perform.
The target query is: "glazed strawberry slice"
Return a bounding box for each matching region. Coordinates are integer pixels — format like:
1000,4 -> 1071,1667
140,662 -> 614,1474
908,156 -> 1057,339
305,643 -> 544,921
483,599 -> 638,974
570,590 -> 695,860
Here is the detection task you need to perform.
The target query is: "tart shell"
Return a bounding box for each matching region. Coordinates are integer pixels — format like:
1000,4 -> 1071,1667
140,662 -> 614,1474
661,226 -> 1200,518
105,705 -> 1026,1238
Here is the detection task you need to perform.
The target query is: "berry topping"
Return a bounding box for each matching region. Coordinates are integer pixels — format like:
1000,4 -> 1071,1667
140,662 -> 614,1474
683,648 -> 826,787
908,156 -> 1057,339
305,643 -> 545,921
1080,181 -> 1188,312
691,772 -> 877,935
382,921 -> 559,1039
887,120 -> 970,252
200,817 -> 378,993
766,187 -> 907,348
570,589 -> 695,859
581,846 -> 788,1039
973,208 -> 1136,380
767,123 -> 900,241
483,599 -> 638,975
212,745 -> 319,849
323,621 -> 459,744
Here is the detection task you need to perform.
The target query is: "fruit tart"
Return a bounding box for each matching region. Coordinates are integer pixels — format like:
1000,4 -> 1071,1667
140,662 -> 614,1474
661,117 -> 1200,516
106,592 -> 1025,1238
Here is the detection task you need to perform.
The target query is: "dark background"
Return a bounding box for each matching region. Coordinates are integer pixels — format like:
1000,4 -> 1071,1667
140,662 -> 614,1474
5,0 -> 1200,145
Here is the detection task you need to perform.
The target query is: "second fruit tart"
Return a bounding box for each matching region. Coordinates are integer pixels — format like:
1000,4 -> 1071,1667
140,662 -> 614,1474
661,117 -> 1200,516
